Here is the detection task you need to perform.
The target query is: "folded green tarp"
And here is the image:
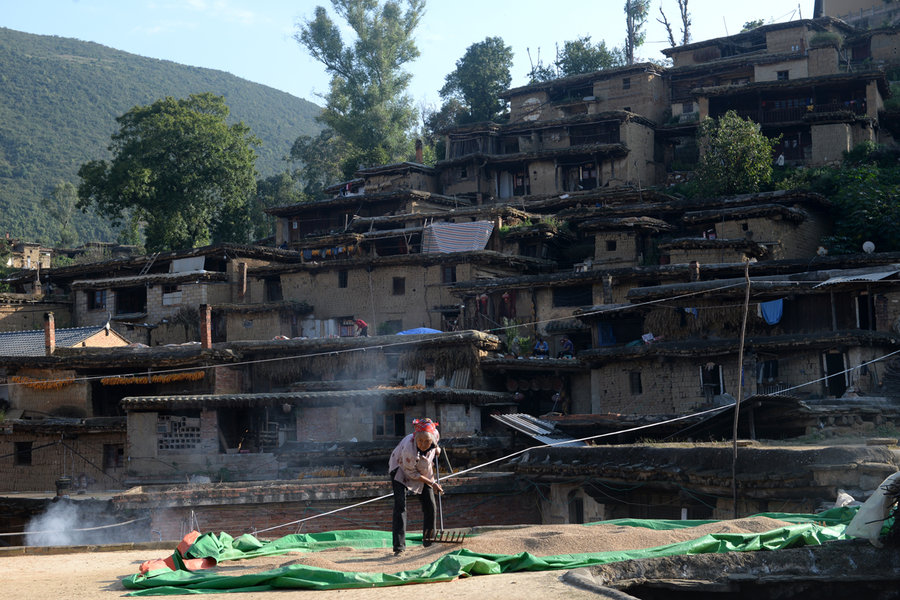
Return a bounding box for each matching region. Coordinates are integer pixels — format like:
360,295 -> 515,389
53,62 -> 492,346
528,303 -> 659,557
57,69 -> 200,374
122,508 -> 856,595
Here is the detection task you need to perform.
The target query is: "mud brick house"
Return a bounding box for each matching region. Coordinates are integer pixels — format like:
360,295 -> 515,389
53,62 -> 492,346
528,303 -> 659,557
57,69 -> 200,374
3,243 -> 301,346
660,17 -> 895,169
0,417 -> 128,496
118,330 -> 513,484
266,171 -> 554,335
574,258 -> 900,416
3,239 -> 51,271
0,335 -> 240,492
0,293 -> 71,333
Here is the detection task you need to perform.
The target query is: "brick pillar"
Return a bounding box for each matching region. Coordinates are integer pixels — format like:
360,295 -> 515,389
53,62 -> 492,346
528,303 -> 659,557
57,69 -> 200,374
200,304 -> 212,349
44,312 -> 56,355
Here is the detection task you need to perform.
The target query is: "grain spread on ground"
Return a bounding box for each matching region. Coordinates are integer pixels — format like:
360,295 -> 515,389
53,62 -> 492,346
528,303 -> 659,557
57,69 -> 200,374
216,516 -> 793,575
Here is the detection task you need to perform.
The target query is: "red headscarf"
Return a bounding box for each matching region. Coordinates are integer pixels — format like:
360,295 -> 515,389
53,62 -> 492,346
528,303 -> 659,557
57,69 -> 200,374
413,418 -> 438,434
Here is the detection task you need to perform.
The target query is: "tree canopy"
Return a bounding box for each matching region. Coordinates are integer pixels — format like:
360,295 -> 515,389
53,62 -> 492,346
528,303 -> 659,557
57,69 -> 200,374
556,36 -> 624,77
528,36 -> 624,83
776,143 -> 900,255
439,37 -> 514,123
0,27 -> 320,246
695,110 -> 777,197
41,182 -> 79,247
295,0 -> 424,177
76,93 -> 259,252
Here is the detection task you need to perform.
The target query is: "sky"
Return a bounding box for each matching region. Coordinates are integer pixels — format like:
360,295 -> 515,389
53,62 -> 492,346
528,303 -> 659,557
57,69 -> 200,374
3,0 -> 813,110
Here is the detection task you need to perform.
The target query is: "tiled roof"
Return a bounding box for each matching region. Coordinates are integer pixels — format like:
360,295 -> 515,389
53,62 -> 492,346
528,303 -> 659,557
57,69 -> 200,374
0,325 -> 117,357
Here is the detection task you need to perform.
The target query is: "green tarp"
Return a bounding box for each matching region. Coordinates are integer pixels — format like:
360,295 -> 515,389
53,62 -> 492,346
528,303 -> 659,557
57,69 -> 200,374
122,507 -> 857,595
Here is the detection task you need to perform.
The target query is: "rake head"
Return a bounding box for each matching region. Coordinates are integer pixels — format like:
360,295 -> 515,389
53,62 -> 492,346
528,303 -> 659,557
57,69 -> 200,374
424,529 -> 467,544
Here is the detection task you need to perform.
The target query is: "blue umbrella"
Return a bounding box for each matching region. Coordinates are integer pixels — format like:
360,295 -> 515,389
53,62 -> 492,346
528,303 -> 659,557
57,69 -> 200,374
396,327 -> 442,335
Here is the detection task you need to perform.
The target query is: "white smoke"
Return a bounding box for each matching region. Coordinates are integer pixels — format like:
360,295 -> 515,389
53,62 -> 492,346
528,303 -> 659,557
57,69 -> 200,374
25,500 -> 140,546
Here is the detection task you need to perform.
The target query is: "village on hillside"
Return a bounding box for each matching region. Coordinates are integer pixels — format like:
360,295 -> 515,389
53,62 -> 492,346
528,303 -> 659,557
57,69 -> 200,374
4,10 -> 900,577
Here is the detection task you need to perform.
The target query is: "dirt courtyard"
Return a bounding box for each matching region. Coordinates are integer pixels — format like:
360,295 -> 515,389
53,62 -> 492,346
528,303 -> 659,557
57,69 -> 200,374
0,516 -> 792,600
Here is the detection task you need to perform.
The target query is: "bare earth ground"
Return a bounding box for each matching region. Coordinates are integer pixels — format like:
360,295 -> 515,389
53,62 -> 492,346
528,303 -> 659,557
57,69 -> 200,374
0,516 -> 791,600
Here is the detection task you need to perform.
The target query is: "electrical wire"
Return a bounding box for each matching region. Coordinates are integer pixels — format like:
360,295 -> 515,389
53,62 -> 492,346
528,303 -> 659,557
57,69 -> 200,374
0,516 -> 149,537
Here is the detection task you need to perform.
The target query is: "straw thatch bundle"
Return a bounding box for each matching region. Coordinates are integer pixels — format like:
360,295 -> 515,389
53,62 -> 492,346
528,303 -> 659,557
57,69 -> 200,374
253,349 -> 388,385
642,305 -> 775,339
397,344 -> 480,381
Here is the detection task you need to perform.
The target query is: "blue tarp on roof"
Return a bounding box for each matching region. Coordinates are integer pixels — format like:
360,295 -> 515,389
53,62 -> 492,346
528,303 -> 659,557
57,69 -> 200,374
396,327 -> 442,335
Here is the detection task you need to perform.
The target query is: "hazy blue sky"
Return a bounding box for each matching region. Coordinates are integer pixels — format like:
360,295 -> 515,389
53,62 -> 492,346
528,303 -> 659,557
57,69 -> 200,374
4,1 -> 813,109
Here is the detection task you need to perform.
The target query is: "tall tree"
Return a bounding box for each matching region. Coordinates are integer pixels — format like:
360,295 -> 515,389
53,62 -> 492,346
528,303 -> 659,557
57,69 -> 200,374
624,0 -> 651,64
295,0 -> 424,173
555,36 -> 624,77
289,129 -> 352,197
658,0 -> 691,48
695,110 -> 777,197
77,93 -> 259,252
41,182 -> 79,247
440,37 -> 513,123
251,172 -> 306,242
422,98 -> 466,160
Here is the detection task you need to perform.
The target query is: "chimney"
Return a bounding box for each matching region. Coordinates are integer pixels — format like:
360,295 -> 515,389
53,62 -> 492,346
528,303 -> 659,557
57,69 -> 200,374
199,304 -> 212,349
689,261 -> 701,282
415,139 -> 423,163
44,312 -> 56,355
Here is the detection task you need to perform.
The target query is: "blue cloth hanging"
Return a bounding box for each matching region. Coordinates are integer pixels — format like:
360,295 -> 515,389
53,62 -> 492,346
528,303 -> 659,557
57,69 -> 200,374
760,299 -> 783,325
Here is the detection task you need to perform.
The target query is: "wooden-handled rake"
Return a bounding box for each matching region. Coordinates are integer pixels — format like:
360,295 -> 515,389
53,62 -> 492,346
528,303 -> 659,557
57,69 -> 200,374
423,449 -> 467,544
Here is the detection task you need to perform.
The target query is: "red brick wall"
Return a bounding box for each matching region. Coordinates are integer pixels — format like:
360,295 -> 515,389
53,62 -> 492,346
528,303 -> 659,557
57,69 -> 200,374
117,477 -> 541,541
146,490 -> 540,541
296,407 -> 341,442
213,366 -> 243,394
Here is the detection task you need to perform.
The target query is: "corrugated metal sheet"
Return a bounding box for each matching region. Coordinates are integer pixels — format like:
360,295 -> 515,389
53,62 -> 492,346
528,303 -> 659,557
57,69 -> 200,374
813,270 -> 899,288
491,413 -> 587,447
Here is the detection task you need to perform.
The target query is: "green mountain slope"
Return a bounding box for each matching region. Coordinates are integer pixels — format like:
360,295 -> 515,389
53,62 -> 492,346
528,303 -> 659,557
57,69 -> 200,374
0,27 -> 321,244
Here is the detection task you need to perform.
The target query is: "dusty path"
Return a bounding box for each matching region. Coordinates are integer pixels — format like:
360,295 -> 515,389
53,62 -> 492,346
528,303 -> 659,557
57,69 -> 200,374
0,516 -> 791,600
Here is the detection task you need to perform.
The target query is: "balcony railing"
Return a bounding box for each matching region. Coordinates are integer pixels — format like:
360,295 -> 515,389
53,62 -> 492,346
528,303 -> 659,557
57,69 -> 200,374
727,101 -> 867,124
758,382 -> 793,396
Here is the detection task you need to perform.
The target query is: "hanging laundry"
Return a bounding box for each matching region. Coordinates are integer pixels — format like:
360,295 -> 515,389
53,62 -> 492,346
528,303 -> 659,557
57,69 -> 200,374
759,299 -> 784,325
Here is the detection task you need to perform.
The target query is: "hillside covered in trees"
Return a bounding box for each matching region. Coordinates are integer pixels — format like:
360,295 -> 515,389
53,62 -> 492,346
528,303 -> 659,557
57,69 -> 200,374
0,27 -> 321,245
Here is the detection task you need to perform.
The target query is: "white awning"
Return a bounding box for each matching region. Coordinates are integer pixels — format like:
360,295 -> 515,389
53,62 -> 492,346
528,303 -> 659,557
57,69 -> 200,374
491,413 -> 587,447
813,270 -> 899,288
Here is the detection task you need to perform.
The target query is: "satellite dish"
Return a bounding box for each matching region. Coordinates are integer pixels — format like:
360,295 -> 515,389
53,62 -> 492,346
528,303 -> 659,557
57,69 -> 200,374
863,241 -> 875,254
816,246 -> 828,256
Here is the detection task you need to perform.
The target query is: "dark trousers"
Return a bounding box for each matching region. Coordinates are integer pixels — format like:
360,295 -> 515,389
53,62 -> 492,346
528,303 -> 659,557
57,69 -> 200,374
390,469 -> 435,552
